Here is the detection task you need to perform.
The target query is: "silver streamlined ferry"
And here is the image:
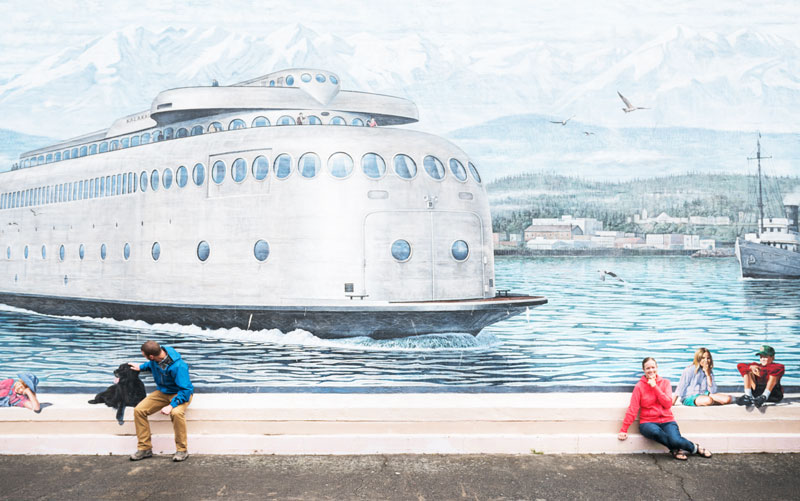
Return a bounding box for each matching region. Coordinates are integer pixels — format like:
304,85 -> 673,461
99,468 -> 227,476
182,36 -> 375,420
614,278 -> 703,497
0,68 -> 546,338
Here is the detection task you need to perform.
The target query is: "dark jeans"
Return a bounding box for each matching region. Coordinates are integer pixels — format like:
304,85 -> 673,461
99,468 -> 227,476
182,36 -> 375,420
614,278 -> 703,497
638,421 -> 696,453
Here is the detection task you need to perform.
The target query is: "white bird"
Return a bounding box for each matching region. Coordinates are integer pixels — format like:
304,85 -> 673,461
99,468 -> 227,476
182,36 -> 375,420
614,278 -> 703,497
598,269 -> 626,283
617,91 -> 649,113
549,115 -> 575,126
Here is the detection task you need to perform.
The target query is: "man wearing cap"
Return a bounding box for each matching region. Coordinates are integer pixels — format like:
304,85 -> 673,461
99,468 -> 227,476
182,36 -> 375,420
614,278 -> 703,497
0,373 -> 41,412
735,345 -> 785,408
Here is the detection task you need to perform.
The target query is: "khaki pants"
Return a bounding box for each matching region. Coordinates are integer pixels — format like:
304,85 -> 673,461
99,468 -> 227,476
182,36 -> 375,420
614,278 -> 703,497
134,390 -> 192,452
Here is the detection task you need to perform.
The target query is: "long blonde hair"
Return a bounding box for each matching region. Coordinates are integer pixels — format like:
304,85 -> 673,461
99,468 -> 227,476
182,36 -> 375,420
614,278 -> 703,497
692,347 -> 714,373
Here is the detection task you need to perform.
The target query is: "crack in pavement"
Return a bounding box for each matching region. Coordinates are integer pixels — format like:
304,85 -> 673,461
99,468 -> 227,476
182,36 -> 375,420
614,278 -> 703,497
651,454 -> 693,500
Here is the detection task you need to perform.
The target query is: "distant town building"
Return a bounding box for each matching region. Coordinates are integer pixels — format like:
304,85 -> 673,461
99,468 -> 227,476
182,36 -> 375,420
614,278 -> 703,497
645,234 -> 701,250
633,211 -> 730,226
527,215 -> 603,236
524,224 -> 583,241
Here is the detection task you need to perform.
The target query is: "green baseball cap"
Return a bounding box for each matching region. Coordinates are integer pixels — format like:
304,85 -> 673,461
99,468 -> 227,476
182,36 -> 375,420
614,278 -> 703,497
756,345 -> 775,358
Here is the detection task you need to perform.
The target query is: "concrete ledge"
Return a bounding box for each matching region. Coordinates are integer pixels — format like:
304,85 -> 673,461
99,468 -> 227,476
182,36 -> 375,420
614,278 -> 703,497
2,393 -> 798,455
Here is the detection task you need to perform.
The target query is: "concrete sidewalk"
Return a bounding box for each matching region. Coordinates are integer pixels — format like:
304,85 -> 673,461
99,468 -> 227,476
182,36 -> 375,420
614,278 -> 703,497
1,454 -> 799,500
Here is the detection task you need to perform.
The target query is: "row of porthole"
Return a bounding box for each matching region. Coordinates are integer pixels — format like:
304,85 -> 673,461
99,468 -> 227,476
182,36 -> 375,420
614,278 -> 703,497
5,240 -> 272,263
391,239 -> 470,262
206,153 -> 482,183
19,111 -> 369,169
267,72 -> 339,87
2,152 -> 482,210
4,239 -> 469,265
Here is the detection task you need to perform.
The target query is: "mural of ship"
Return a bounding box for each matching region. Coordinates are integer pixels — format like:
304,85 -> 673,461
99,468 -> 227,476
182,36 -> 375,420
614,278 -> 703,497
0,68 -> 546,338
735,134 -> 800,279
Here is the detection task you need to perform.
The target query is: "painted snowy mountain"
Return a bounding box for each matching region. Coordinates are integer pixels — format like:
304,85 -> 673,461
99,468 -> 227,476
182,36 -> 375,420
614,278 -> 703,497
1,23 -> 799,142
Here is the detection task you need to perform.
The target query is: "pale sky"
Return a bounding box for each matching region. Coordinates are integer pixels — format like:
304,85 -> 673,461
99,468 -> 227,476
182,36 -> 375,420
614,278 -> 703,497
1,0 -> 799,78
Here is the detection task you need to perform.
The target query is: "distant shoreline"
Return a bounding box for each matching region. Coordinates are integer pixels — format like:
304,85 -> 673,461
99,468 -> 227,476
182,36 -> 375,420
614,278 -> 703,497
495,247 -> 736,257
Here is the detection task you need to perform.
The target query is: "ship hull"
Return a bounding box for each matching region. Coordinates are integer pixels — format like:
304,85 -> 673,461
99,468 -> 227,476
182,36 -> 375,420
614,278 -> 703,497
0,292 -> 547,339
735,239 -> 800,279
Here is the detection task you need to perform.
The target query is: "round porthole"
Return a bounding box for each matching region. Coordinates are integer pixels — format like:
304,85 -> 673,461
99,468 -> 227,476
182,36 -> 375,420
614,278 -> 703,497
361,153 -> 386,179
423,155 -> 445,180
150,169 -> 160,191
451,240 -> 469,261
328,152 -> 353,178
100,243 -> 107,260
24,246 -> 28,259
274,154 -> 292,179
5,247 -> 9,259
254,240 -> 270,261
163,168 -> 173,189
468,162 -> 482,183
59,245 -> 65,261
252,156 -> 269,181
123,243 -> 131,260
176,166 -> 188,187
301,73 -> 312,82
298,153 -> 320,178
231,158 -> 247,183
391,239 -> 412,262
449,158 -> 467,181
79,244 -> 85,260
152,242 -> 161,261
41,245 -> 47,259
212,160 -> 226,184
192,163 -> 205,186
139,171 -> 148,192
197,241 -> 210,262
393,154 -> 417,179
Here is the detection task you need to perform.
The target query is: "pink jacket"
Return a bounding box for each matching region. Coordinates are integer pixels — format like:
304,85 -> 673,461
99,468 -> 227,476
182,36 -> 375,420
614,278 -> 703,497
620,375 -> 675,433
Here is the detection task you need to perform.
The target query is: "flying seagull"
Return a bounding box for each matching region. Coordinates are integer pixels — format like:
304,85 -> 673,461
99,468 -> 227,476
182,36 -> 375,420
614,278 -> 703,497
549,115 -> 575,126
583,131 -> 595,136
617,91 -> 649,113
598,269 -> 626,283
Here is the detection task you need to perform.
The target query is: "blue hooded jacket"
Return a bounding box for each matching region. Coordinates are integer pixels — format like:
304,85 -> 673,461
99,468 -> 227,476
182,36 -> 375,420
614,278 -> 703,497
138,345 -> 193,407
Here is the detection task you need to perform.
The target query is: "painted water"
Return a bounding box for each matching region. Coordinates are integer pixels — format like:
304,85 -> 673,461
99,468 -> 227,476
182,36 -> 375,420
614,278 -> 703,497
1,256 -> 798,392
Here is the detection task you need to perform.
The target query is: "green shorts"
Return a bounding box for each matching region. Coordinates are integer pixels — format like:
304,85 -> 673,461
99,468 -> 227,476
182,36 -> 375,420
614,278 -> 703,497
682,392 -> 710,406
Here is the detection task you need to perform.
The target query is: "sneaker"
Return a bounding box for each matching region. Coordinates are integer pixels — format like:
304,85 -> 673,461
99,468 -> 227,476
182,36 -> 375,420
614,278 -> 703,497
172,450 -> 189,462
753,395 -> 768,408
735,395 -> 754,406
129,449 -> 153,461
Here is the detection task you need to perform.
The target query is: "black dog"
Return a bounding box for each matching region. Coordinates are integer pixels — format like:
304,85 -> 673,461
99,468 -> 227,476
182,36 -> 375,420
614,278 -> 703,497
88,363 -> 146,425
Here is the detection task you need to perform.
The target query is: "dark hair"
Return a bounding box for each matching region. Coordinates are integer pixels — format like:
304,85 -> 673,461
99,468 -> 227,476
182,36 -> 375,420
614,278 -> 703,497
641,357 -> 657,369
141,340 -> 162,357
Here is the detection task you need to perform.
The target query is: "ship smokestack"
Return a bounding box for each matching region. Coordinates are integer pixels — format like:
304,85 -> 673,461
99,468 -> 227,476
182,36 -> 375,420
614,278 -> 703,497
785,204 -> 799,233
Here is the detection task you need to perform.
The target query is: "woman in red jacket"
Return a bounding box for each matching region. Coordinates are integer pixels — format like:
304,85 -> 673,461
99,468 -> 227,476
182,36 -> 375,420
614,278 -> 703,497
617,357 -> 712,460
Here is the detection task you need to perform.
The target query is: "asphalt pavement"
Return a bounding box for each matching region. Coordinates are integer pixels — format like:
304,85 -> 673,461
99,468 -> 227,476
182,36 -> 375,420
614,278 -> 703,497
1,453 -> 799,500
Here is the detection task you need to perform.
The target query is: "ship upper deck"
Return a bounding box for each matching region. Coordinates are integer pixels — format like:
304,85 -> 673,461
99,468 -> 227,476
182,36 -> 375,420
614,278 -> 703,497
12,68 -> 419,169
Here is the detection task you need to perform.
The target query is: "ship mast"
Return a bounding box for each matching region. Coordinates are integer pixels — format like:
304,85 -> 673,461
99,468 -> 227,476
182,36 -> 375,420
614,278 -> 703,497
748,132 -> 770,238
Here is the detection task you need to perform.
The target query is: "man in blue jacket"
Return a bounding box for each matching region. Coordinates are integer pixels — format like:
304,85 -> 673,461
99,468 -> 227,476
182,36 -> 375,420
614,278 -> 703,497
128,340 -> 194,462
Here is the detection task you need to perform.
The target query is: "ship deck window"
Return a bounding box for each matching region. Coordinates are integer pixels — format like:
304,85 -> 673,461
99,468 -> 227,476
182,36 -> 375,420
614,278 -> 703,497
351,118 -> 364,126
274,154 -> 292,179
59,245 -> 65,261
451,240 -> 469,261
46,154 -> 53,163
329,75 -> 338,85
328,152 -> 353,178
212,160 -> 226,184
176,166 -> 188,187
41,245 -> 46,259
163,128 -> 174,140
100,243 -> 107,260
193,163 -> 206,185
252,156 -> 269,180
208,122 -> 223,133
286,75 -> 295,86
391,240 -> 412,262
298,153 -> 320,178
79,244 -> 85,260
139,171 -> 147,192
163,168 -> 173,189
190,125 -> 204,136
229,119 -> 246,130
110,141 -> 119,151
252,117 -> 269,127
449,158 -> 467,181
131,136 -> 140,147
277,115 -> 294,126
71,148 -> 78,158
176,128 -> 188,138
231,158 -> 247,182
141,132 -> 151,144
121,138 -> 129,148
393,154 -> 417,179
5,247 -> 9,259
330,116 -> 345,125
24,246 -> 28,259
423,155 -> 445,180
129,172 -> 136,193
301,73 -> 312,83
316,74 -> 326,83
153,131 -> 164,142
308,115 -> 321,125
123,243 -> 131,260
120,175 -> 126,195
468,162 -> 482,183
152,242 -> 161,261
197,241 -> 210,262
254,240 -> 270,261
55,152 -> 61,161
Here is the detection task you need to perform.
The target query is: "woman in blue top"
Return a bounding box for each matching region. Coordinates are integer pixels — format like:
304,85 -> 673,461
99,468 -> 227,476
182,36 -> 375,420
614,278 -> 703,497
673,348 -> 732,406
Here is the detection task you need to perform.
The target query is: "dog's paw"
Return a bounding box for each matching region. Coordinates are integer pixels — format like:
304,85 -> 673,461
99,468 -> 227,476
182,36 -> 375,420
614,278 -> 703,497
88,399 -> 97,404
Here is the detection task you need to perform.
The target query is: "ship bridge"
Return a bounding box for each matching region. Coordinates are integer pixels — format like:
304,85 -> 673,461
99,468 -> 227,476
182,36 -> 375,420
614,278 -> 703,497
136,68 -> 418,134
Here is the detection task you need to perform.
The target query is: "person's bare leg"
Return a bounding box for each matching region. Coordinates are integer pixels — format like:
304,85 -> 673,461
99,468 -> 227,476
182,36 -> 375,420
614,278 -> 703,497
693,395 -> 713,406
710,393 -> 732,405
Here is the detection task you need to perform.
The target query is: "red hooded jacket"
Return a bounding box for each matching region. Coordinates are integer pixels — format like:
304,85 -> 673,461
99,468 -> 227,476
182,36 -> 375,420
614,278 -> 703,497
620,375 -> 675,433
